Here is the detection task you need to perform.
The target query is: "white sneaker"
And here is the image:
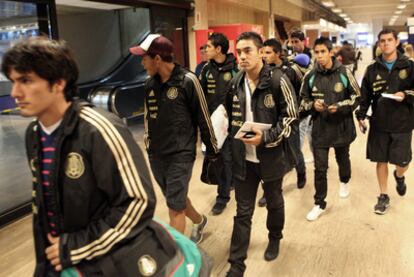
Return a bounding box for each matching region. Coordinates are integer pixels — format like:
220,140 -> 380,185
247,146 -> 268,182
306,205 -> 325,221
339,182 -> 349,198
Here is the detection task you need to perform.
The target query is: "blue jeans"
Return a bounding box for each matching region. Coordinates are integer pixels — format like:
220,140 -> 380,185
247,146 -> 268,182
300,115 -> 313,152
289,126 -> 306,174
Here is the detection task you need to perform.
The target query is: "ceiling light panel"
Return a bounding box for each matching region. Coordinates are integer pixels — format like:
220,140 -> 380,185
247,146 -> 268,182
322,1 -> 335,7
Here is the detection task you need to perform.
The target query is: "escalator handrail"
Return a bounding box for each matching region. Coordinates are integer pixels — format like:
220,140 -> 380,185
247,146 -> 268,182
78,30 -> 150,88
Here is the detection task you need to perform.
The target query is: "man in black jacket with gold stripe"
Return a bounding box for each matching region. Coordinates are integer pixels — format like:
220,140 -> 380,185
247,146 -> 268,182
2,37 -> 183,277
356,29 -> 414,215
200,32 -> 238,215
131,34 -> 219,243
225,32 -> 298,277
300,37 -> 360,221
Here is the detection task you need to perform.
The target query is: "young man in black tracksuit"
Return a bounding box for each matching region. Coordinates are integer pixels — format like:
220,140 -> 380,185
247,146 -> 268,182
2,37 -> 193,277
300,37 -> 360,221
130,34 -> 219,243
263,40 -> 306,179
356,29 -> 414,215
199,32 -> 238,215
226,32 -> 298,277
255,38 -> 306,208
289,29 -> 312,60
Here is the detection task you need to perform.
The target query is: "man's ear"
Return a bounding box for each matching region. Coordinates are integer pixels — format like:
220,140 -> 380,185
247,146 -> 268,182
154,54 -> 162,63
53,79 -> 67,95
258,47 -> 264,57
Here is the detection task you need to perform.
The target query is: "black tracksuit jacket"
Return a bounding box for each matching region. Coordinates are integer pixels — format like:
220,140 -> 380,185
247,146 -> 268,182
226,64 -> 298,182
356,53 -> 414,132
144,64 -> 218,161
199,53 -> 238,114
26,101 -> 166,276
300,58 -> 361,148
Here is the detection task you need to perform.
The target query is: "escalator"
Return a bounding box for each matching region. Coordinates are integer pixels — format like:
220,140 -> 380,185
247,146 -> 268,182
78,32 -> 149,121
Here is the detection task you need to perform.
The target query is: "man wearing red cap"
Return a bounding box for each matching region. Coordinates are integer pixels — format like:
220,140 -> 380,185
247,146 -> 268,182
130,34 -> 219,243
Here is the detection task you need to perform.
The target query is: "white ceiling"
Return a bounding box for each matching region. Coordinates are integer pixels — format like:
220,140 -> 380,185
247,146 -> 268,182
322,0 -> 414,26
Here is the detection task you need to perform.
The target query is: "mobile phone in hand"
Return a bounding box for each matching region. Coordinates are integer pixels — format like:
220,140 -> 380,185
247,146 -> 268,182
243,131 -> 256,138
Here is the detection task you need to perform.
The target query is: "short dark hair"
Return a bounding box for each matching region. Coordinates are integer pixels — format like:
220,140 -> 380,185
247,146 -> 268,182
264,38 -> 282,54
290,30 -> 305,41
378,29 -> 398,41
314,36 -> 333,51
236,32 -> 263,49
1,37 -> 78,101
208,33 -> 229,54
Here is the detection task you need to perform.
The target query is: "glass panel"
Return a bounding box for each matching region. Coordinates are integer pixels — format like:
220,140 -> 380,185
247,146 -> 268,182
152,8 -> 187,66
0,1 -> 45,219
120,8 -> 151,57
56,5 -> 150,83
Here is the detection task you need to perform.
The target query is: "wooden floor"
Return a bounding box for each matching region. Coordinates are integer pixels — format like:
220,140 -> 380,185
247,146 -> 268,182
1,49 -> 414,277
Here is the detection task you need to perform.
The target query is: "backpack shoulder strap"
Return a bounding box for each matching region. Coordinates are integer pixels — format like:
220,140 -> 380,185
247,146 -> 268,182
308,71 -> 316,90
339,72 -> 349,89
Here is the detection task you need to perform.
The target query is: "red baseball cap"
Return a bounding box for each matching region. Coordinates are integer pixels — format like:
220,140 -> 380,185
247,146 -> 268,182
129,34 -> 173,57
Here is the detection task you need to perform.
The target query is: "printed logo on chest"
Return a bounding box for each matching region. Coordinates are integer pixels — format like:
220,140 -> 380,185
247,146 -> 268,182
264,94 -> 275,108
65,152 -> 85,179
167,87 -> 178,100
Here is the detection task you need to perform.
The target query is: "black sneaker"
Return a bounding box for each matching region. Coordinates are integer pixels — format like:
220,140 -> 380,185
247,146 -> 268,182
258,195 -> 267,207
226,268 -> 243,277
394,170 -> 407,196
264,239 -> 280,261
211,202 -> 226,215
374,194 -> 390,215
297,172 -> 306,189
190,215 -> 208,244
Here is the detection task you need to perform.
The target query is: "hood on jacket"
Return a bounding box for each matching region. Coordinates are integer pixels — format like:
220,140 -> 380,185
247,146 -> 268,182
375,52 -> 411,70
234,64 -> 274,91
315,57 -> 342,74
210,53 -> 237,72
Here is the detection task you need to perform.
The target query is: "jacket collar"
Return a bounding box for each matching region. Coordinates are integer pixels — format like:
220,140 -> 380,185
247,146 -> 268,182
154,63 -> 185,87
36,99 -> 90,136
375,52 -> 410,70
236,63 -> 273,91
209,53 -> 237,72
315,57 -> 342,74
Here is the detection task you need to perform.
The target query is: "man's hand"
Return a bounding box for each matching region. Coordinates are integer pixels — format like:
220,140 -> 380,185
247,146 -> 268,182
327,104 -> 338,114
358,119 -> 367,134
314,100 -> 327,112
240,127 -> 262,146
394,92 -> 405,102
45,234 -> 62,271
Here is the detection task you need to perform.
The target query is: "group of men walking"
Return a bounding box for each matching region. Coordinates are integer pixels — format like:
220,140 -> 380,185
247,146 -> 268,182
2,27 -> 412,277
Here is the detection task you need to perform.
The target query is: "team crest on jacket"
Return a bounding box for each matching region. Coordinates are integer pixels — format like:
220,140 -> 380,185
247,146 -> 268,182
167,87 -> 178,99
399,69 -> 408,80
264,94 -> 275,108
334,82 -> 344,93
138,255 -> 157,276
65,153 -> 85,179
223,72 -> 232,81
